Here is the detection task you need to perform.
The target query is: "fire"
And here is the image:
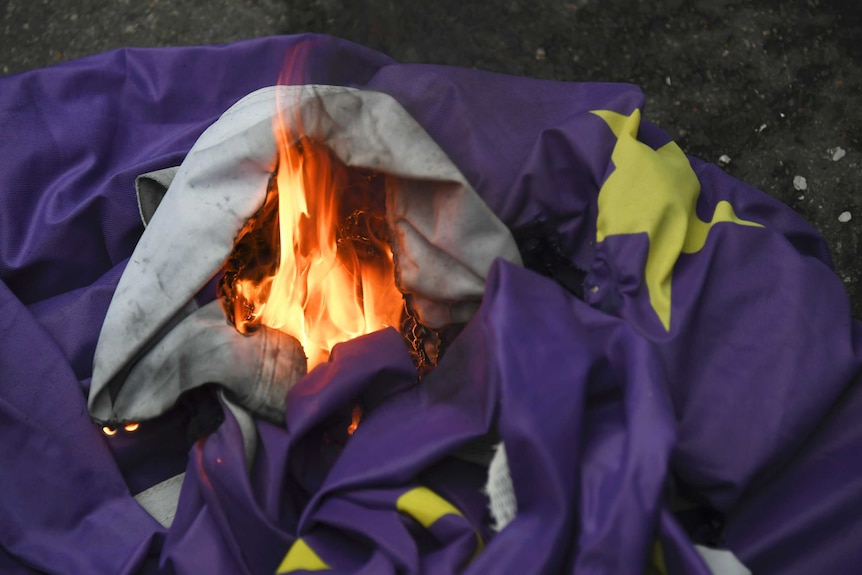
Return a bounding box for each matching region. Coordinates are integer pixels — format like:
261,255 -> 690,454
347,405 -> 363,436
220,100 -> 404,370
101,422 -> 139,436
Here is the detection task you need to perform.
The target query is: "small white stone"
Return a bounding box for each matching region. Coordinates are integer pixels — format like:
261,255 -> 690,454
831,147 -> 846,161
798,195 -> 805,201
838,211 -> 852,223
718,154 -> 731,164
793,175 -> 808,191
665,76 -> 672,86
758,123 -> 767,133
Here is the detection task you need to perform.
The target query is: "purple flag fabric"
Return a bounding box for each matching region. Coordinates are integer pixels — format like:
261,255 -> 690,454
2,34 -> 862,574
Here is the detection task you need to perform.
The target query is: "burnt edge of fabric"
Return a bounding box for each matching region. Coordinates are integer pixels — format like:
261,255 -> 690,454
513,219 -> 587,299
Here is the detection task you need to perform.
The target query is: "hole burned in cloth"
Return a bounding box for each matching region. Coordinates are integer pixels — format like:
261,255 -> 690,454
89,85 -> 522,430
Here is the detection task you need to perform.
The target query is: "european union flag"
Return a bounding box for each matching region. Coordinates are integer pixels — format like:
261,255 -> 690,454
1,34 -> 860,575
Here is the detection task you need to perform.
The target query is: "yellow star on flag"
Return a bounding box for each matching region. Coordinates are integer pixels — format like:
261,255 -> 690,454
591,109 -> 763,331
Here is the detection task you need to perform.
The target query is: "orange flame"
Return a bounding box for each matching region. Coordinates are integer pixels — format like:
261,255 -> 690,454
225,93 -> 404,370
347,405 -> 363,436
101,422 -> 139,436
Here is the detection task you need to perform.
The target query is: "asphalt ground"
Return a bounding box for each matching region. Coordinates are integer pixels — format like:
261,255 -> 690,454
2,0 -> 860,316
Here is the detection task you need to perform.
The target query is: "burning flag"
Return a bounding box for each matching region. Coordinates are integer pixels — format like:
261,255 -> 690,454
1,34 -> 861,575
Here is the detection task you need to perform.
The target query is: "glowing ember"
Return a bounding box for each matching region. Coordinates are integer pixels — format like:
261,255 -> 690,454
347,405 -> 363,436
220,106 -> 404,370
102,422 -> 139,435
